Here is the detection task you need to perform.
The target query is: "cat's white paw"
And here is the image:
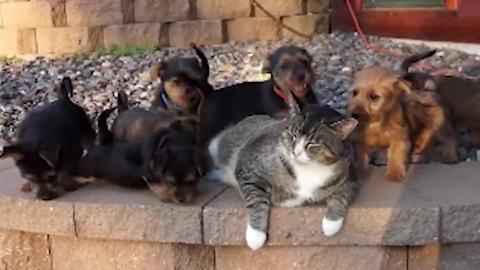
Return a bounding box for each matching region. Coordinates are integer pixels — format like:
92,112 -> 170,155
204,169 -> 224,182
246,224 -> 267,250
322,216 -> 344,237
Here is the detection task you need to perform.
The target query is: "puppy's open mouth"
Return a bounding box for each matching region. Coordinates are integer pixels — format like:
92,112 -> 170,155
292,83 -> 309,98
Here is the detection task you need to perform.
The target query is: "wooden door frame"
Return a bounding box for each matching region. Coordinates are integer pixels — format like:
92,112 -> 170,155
351,0 -> 459,10
331,0 -> 480,43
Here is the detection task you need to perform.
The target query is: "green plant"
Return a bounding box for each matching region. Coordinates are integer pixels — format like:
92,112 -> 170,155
0,55 -> 21,65
93,43 -> 158,57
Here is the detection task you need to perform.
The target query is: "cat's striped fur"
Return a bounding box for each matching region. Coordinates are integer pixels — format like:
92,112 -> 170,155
207,94 -> 358,250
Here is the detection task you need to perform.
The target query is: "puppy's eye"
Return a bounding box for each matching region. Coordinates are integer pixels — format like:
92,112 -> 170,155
369,93 -> 379,101
352,90 -> 358,97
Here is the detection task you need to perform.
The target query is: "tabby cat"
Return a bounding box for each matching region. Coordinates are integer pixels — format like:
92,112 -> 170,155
207,94 -> 358,250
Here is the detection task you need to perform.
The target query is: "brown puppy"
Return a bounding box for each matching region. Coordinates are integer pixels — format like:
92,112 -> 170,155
401,50 -> 480,149
150,44 -> 212,116
348,67 -> 457,181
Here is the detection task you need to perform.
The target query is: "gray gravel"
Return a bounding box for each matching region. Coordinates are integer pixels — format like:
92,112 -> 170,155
1,32 -> 480,141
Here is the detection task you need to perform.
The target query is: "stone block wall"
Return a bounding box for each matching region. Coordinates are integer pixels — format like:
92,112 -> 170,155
0,0 -> 330,56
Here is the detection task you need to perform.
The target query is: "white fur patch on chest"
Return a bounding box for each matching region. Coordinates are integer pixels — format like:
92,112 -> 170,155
289,159 -> 336,200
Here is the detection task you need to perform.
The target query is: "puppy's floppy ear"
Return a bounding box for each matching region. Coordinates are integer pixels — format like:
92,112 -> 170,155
393,78 -> 412,94
142,129 -> 171,180
149,149 -> 169,178
0,144 -> 26,161
193,149 -> 210,176
38,144 -> 62,169
262,54 -> 272,74
150,61 -> 167,80
330,118 -> 358,140
286,89 -> 301,117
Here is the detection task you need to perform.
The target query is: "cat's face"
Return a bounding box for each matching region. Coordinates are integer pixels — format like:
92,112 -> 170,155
282,116 -> 357,165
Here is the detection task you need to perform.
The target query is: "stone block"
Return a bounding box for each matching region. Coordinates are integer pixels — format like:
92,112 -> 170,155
226,17 -> 279,42
169,20 -> 223,48
36,26 -> 103,55
203,168 -> 440,246
0,168 -> 75,235
405,163 -> 480,243
64,181 -> 225,243
254,0 -> 304,17
196,0 -> 251,19
1,1 -> 58,27
104,23 -> 161,47
51,236 -> 214,270
409,244 -> 480,270
308,0 -> 329,14
216,246 -> 406,270
0,229 -> 51,270
66,0 -> 124,27
282,14 -> 328,40
134,0 -> 189,23
0,158 -> 14,172
0,28 -> 37,56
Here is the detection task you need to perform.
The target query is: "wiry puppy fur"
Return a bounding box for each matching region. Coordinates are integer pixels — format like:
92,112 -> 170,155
0,77 -> 96,200
61,107 -> 209,204
111,91 -> 199,142
150,44 -> 213,116
199,45 -> 318,145
348,67 -> 457,181
401,50 -> 480,149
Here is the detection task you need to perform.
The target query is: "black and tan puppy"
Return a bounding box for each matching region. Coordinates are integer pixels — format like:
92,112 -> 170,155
111,91 -> 199,142
62,107 -> 209,204
402,50 -> 480,149
150,44 -> 213,116
199,45 -> 318,145
0,77 -> 95,200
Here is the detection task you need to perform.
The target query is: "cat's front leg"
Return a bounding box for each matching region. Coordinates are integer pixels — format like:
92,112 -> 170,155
322,180 -> 357,237
240,178 -> 272,250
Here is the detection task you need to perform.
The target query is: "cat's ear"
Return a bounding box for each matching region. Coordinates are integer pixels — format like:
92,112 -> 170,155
286,90 -> 301,117
330,118 -> 358,140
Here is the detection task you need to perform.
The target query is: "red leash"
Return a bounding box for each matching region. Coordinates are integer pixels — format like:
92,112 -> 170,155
345,0 -> 478,80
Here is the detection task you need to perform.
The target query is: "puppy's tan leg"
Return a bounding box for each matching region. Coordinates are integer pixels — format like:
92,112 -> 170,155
412,128 -> 436,163
386,139 -> 410,181
469,129 -> 480,149
354,143 -> 370,177
20,182 -> 32,192
436,124 -> 459,164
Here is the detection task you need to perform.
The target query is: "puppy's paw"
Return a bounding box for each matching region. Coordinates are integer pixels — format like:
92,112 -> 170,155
385,168 -> 406,182
204,169 -> 224,182
322,216 -> 344,237
410,153 -> 427,164
20,182 -> 32,192
440,149 -> 459,164
246,224 -> 267,250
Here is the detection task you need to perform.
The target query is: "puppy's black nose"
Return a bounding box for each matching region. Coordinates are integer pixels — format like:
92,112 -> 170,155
177,195 -> 186,203
295,73 -> 305,82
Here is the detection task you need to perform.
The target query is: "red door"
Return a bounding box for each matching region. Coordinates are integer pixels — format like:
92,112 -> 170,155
331,0 -> 480,43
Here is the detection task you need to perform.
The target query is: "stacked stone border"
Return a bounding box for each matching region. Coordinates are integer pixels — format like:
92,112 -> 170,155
0,0 -> 329,56
1,158 -> 480,269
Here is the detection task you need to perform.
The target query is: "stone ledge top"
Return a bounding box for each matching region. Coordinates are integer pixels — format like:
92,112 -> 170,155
1,158 -> 480,247
0,159 -> 226,244
203,162 -> 480,246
